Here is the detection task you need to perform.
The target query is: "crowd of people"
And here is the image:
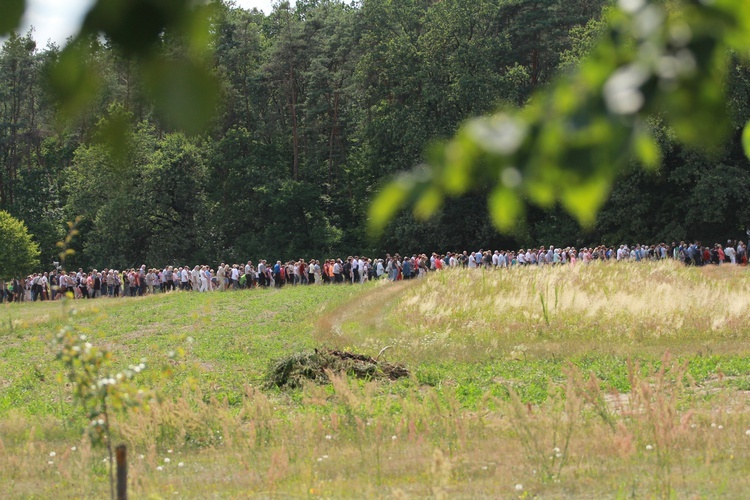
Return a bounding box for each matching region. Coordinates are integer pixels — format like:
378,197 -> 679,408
2,239 -> 747,303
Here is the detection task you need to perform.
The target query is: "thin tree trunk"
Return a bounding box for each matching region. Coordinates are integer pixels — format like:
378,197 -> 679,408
327,91 -> 340,188
289,68 -> 299,181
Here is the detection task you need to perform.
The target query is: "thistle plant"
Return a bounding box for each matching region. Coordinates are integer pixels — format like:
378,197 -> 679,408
54,315 -> 151,499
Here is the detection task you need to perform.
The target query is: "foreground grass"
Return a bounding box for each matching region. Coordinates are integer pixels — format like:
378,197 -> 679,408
1,261 -> 750,497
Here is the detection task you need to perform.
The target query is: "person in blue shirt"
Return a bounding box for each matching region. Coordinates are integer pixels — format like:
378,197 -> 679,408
402,258 -> 412,279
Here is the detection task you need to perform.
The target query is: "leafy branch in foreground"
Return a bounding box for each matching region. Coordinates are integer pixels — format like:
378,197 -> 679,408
369,0 -> 750,234
43,0 -> 220,135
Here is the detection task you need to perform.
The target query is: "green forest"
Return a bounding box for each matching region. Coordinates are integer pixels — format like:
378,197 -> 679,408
1,0 -> 749,270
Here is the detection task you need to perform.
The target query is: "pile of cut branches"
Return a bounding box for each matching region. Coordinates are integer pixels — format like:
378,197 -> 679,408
265,348 -> 409,389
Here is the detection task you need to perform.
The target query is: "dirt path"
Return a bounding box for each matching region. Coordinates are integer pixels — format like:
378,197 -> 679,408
313,279 -> 420,351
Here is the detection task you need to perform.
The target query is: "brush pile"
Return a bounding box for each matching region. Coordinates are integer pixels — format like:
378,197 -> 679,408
265,348 -> 409,389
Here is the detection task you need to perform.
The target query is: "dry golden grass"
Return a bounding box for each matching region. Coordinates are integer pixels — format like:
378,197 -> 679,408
316,261 -> 750,364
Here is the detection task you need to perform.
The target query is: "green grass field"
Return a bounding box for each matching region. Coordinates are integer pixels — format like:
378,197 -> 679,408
1,261 -> 750,497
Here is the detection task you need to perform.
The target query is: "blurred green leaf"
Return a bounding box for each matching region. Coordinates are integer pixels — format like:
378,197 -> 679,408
743,120 -> 750,161
143,57 -> 219,135
47,0 -> 217,139
182,3 -> 218,56
94,105 -> 133,168
442,136 -> 477,194
0,0 -> 24,36
633,128 -> 661,170
561,175 -> 610,228
488,187 -> 522,232
81,0 -> 190,56
47,44 -> 101,120
413,187 -> 443,220
368,180 -> 410,236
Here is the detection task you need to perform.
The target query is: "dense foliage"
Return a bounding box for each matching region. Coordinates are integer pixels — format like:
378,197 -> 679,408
0,210 -> 40,279
0,0 -> 748,269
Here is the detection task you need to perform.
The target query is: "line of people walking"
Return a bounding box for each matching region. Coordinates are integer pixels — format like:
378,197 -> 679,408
2,239 -> 747,302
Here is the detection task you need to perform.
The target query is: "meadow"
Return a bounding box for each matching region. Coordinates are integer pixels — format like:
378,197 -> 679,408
1,261 -> 749,498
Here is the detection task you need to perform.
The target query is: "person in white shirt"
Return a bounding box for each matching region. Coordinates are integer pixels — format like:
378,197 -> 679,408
199,266 -> 210,292
180,267 -> 189,290
244,261 -> 252,286
351,257 -> 360,283
231,265 -> 240,289
257,261 -> 266,287
191,266 -> 200,291
313,260 -> 322,284
217,264 -> 226,291
725,244 -> 736,264
333,260 -> 342,283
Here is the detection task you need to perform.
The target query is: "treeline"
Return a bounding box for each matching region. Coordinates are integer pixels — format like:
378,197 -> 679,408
0,0 -> 748,270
